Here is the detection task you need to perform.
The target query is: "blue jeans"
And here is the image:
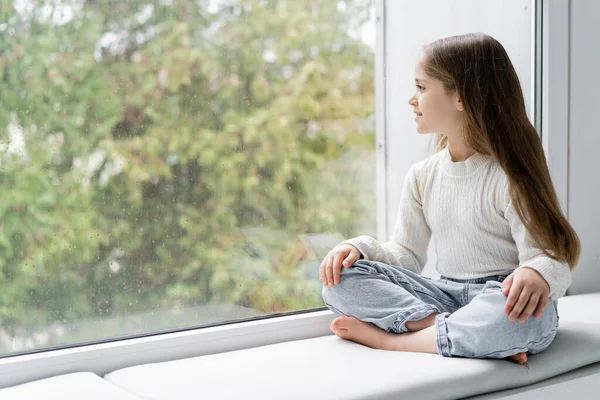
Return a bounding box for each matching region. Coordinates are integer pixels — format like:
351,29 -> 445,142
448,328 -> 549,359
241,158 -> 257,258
322,260 -> 559,359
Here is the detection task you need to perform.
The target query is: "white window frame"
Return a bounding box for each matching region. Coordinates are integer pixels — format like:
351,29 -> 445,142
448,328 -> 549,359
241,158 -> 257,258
375,0 -> 389,243
2,0 -> 568,388
540,0 -> 570,216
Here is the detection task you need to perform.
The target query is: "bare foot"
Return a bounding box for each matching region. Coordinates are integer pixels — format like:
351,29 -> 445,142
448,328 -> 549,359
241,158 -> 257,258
506,352 -> 528,365
330,316 -> 529,364
330,316 -> 397,351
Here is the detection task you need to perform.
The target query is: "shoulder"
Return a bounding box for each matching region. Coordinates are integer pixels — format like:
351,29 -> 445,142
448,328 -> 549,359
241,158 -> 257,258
484,160 -> 512,211
400,150 -> 446,203
409,149 -> 446,183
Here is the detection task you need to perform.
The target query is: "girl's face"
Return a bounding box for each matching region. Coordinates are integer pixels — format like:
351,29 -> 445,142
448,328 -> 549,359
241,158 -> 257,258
408,56 -> 464,137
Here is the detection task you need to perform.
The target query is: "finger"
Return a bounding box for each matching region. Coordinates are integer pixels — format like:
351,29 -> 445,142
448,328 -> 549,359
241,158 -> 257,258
509,288 -> 531,322
342,250 -> 358,268
501,274 -> 514,294
342,255 -> 354,268
533,295 -> 550,319
518,292 -> 541,323
332,252 -> 344,285
504,279 -> 523,316
319,256 -> 327,283
325,256 -> 334,286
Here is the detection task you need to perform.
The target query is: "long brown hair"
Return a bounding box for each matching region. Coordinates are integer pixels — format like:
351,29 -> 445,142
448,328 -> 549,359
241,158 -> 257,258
422,33 -> 580,269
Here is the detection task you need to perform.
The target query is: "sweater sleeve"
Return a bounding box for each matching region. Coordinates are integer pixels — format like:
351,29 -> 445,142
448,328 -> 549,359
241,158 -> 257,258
335,164 -> 431,275
504,199 -> 572,300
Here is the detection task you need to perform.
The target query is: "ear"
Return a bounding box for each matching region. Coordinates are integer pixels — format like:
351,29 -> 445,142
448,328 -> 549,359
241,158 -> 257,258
455,96 -> 464,112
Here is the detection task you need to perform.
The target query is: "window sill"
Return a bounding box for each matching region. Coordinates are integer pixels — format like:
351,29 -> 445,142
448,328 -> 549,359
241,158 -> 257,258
0,308 -> 336,388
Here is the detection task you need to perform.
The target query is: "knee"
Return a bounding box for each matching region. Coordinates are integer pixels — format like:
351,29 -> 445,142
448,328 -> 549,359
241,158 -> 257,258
443,284 -> 559,358
475,281 -> 558,341
321,279 -> 349,317
321,261 -> 375,310
321,266 -> 355,304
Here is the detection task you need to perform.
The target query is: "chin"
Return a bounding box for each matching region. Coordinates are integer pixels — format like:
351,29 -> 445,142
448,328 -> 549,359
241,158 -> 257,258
415,126 -> 432,134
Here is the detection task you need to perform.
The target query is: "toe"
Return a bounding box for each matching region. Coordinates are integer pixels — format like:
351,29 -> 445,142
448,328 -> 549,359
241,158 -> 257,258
509,352 -> 528,365
330,317 -> 345,331
331,316 -> 355,333
505,352 -> 523,364
335,329 -> 351,340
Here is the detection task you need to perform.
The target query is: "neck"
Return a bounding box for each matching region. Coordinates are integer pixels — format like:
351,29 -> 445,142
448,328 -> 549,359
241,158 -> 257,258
441,144 -> 491,176
446,138 -> 475,162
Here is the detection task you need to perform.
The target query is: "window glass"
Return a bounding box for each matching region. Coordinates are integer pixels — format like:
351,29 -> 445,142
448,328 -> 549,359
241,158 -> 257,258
0,0 -> 375,354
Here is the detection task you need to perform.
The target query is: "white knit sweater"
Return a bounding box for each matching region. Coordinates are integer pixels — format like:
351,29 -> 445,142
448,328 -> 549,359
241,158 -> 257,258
340,146 -> 571,300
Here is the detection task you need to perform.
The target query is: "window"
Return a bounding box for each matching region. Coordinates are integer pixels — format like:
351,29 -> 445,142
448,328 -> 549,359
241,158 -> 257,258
0,0 -> 376,355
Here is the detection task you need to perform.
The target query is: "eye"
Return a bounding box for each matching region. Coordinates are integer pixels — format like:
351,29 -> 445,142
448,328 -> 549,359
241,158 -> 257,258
416,84 -> 425,91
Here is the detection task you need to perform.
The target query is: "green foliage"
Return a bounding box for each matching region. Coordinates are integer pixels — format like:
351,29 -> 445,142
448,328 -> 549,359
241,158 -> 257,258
0,0 -> 375,351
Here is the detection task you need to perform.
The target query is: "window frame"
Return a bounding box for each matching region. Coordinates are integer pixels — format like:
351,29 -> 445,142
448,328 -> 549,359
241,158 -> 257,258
540,0 -> 570,217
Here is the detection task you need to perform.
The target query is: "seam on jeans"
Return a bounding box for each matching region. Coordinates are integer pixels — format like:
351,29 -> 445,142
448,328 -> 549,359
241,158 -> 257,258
357,265 -> 454,312
392,304 -> 441,333
476,326 -> 558,358
376,267 -> 457,310
411,286 -> 457,309
352,264 -> 376,274
482,280 -> 502,294
462,283 -> 470,305
324,302 -> 351,317
360,262 -> 456,311
435,313 -> 451,357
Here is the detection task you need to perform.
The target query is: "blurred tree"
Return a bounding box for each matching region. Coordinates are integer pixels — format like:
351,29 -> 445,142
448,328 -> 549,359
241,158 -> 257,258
0,0 -> 375,349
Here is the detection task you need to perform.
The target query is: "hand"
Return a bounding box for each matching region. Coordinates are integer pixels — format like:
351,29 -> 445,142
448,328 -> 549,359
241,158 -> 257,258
501,267 -> 551,323
319,244 -> 362,287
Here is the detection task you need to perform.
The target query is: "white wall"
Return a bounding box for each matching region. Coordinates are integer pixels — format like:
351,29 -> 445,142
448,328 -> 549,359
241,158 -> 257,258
567,0 -> 600,295
381,0 -> 534,278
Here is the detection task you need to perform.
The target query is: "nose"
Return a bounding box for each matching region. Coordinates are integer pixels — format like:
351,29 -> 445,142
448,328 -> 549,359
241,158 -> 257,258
408,95 -> 417,107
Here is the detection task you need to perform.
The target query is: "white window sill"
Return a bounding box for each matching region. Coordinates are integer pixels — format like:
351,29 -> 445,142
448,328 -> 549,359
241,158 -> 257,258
0,308 -> 336,388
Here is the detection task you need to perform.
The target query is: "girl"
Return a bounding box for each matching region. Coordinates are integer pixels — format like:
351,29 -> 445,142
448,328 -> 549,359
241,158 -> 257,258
320,33 -> 580,365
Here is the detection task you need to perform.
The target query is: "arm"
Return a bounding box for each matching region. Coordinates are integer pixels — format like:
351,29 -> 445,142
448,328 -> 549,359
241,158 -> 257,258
504,199 -> 572,300
336,165 -> 431,275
